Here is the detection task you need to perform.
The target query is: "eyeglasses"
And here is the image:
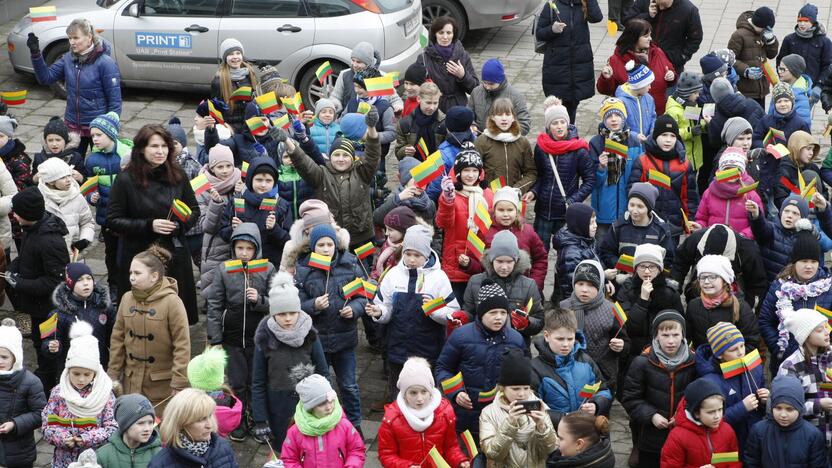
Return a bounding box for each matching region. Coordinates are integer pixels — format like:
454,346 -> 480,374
636,264 -> 659,272
698,274 -> 719,283
777,67 -> 788,72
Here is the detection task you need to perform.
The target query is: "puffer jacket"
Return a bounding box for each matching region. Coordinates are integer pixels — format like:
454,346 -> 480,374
553,226 -> 601,298
476,130 -> 537,193
479,393 -> 558,468
750,209 -> 832,282
468,81 -> 532,135
695,344 -> 765,450
665,97 -> 706,171
597,44 -> 676,114
728,11 -> 780,100
685,294 -> 760,352
39,181 -> 96,253
536,0 -> 603,103
779,25 -> 832,85
622,0 -> 703,73
377,398 -> 468,468
309,119 -> 341,157
436,188 -> 494,283
84,143 -> 122,227
627,138 -> 699,236
394,109 -> 446,161
206,223 -> 274,347
417,42 -> 479,112
289,135 -> 380,248
42,385 -> 117,468
197,169 -> 241,300
482,223 -> 548,291
708,92 -> 764,148
615,275 -> 684,357
148,433 -> 238,468
621,346 -> 697,454
753,108 -> 811,150
531,126 -> 596,221
0,369 -> 46,468
435,319 -> 527,436
282,413 -> 365,468
530,334 -> 612,426
463,251 -> 544,344
588,130 -> 642,224
594,206 -> 662,274
96,430 -> 161,468
744,397 -> 828,468
296,247 -> 367,354
661,397 -> 741,468
32,148 -> 85,179
695,173 -> 763,239
766,75 -> 814,127
31,39 -> 122,128
615,84 -> 656,139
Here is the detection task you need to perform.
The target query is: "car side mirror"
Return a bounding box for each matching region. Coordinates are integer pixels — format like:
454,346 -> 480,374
127,3 -> 141,17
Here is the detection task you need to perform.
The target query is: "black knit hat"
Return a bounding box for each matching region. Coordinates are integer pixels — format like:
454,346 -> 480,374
404,61 -> 427,86
651,309 -> 686,337
652,114 -> 680,141
498,348 -> 532,386
12,187 -> 45,222
476,279 -> 510,319
574,262 -> 601,289
790,230 -> 821,263
43,116 -> 69,143
751,6 -> 775,29
685,377 -> 724,416
453,143 -> 483,186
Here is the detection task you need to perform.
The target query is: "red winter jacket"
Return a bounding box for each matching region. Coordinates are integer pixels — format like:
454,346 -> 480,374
436,189 -> 494,283
377,398 -> 468,468
482,224 -> 548,291
660,397 -> 741,468
596,45 -> 676,114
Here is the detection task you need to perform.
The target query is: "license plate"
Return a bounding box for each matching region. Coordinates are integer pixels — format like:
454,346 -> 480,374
404,14 -> 420,36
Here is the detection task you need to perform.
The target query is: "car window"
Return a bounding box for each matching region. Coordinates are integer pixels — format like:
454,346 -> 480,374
304,0 -> 359,17
143,0 -> 221,16
230,0 -> 306,16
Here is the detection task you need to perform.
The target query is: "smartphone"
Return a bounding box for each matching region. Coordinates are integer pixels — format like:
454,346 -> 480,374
517,400 -> 541,413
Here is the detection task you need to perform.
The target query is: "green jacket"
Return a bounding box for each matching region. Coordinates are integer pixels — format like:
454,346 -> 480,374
96,430 -> 162,468
664,96 -> 706,171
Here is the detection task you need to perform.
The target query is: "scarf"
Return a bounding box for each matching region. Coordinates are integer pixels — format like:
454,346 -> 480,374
460,185 -> 485,231
178,433 -> 210,458
411,107 -> 438,156
293,398 -> 344,436
267,311 -> 312,348
563,292 -> 611,359
432,42 -> 455,62
38,179 -> 82,207
396,388 -> 442,432
72,41 -> 98,63
394,186 -> 431,213
774,276 -> 832,354
131,279 -> 164,303
58,368 -> 113,419
200,164 -> 241,195
599,126 -> 630,184
242,187 -> 279,208
483,129 -> 521,143
229,67 -> 249,82
795,25 -> 817,39
644,139 -> 677,161
700,289 -> 731,310
536,132 -> 590,156
652,337 -> 690,371
0,139 -> 15,158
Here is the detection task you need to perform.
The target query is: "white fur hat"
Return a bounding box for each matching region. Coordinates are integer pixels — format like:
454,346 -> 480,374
785,309 -> 828,346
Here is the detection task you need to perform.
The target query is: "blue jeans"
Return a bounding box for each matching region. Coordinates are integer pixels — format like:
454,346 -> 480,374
533,217 -> 565,252
324,350 -> 362,429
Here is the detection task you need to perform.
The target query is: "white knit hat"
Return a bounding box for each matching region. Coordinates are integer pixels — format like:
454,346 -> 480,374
633,244 -> 665,268
65,321 -> 100,372
784,309 -> 828,346
38,157 -> 74,184
696,254 -> 735,284
269,271 -> 302,316
0,318 -> 23,371
493,186 -> 521,211
396,357 -> 435,392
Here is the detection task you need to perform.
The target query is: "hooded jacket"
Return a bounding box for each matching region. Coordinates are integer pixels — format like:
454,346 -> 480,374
589,130 -> 643,224
665,96 -> 706,171
779,24 -> 832,85
95,429 -> 162,467
280,216 -> 352,274
0,161 -> 17,250
310,118 -> 342,157
377,398 -> 468,468
468,81 -> 532,135
728,11 -> 780,99
206,223 -> 275,347
695,173 -> 763,239
773,133 -> 825,210
46,283 -> 114,375
532,126 -> 596,221
197,167 -> 242,300
660,397 -> 741,467
598,211 -> 676,270
418,41 -> 480,112
753,106 -> 811,151
40,178 -> 96,253
708,92 -> 764,148
598,44 -> 676,114
615,84 -> 656,138
622,0 -> 703,73
766,75 -> 815,127
476,130 -> 537,193
615,274 -> 684,357
553,225 -> 602,299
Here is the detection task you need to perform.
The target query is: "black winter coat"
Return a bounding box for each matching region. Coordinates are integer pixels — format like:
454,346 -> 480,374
598,212 -> 675,269
623,0 -> 703,72
615,275 -> 684,357
106,166 -> 200,324
536,0 -> 603,102
779,28 -> 832,85
417,42 -> 479,113
148,433 -> 238,468
6,213 -> 69,320
0,370 -> 45,467
685,295 -> 760,352
210,74 -> 254,134
708,93 -> 764,147
45,283 -> 114,375
31,148 -> 85,179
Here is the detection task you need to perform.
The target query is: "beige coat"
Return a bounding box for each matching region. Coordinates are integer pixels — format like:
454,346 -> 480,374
0,163 -> 17,249
479,393 -> 558,468
107,277 -> 191,411
39,181 -> 95,254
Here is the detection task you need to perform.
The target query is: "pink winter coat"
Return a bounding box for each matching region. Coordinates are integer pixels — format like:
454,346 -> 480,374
281,414 -> 366,468
214,393 -> 243,438
695,174 -> 763,239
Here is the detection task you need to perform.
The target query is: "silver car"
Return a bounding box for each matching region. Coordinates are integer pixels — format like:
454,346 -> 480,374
7,0 -> 423,104
421,0 -> 543,41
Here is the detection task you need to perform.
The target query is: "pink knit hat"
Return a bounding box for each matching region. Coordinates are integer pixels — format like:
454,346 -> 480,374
208,144 -> 234,170
396,357 -> 434,392
299,199 -> 333,230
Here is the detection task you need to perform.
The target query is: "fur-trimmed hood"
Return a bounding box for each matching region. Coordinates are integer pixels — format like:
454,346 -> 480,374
283,218 -> 351,269
52,282 -> 111,315
482,249 -> 532,280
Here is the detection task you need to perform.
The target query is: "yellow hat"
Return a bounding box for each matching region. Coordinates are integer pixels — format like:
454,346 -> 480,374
598,97 -> 627,121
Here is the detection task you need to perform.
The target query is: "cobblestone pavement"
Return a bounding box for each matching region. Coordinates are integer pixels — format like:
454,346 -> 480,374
0,0 -> 829,466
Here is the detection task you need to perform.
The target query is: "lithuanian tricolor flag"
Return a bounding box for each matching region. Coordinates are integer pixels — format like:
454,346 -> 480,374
1,90 -> 26,106
190,173 -> 212,196
604,139 -> 627,157
422,297 -> 446,316
440,372 -> 464,395
224,259 -> 244,274
647,169 -> 671,189
354,242 -> 376,260
409,152 -> 444,188
259,198 -> 277,211
29,6 -> 57,22
246,258 -> 269,274
364,75 -> 395,97
615,254 -> 634,273
255,92 -> 279,115
761,61 -> 779,85
171,199 -> 192,222
39,314 -> 57,339
79,176 -> 98,196
309,253 -> 332,271
715,167 -> 741,183
246,116 -> 268,137
578,381 -> 601,399
612,302 -> 627,327
478,386 -> 497,403
719,356 -> 745,379
342,278 -> 364,299
711,452 -> 739,464
271,113 -> 291,129
489,176 -> 506,192
234,198 -> 245,215
230,86 -> 253,102
461,430 -> 478,459
466,229 -> 485,261
315,61 -> 333,83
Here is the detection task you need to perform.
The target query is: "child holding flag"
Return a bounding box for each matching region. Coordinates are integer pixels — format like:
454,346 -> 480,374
43,322 -> 117,468
205,222 -> 274,442
211,38 -> 259,133
395,82 -> 445,162
753,82 -> 810,151
377,357 -> 469,468
295,224 -> 367,434
480,348 -> 557,467
694,322 -> 768,451
773,131 -> 822,210
347,68 -> 397,156
372,157 -> 436,229
37,157 -> 96,255
530,309 -> 612,426
695,147 -> 763,239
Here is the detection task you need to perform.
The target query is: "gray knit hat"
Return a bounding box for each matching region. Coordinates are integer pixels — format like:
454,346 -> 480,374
296,374 -> 336,411
114,394 -> 155,435
220,37 -> 244,61
675,71 -> 703,99
351,42 -> 375,67
544,102 -> 570,128
268,271 -> 302,316
781,54 -> 806,78
314,98 -> 337,116
0,116 -> 17,138
710,77 -> 734,104
402,224 -> 432,259
720,117 -> 752,146
628,182 -> 658,212
487,230 -> 520,262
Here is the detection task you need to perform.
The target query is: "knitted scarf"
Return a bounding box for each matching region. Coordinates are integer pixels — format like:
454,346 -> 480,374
411,107 -> 438,155
58,368 -> 113,419
293,398 -> 344,436
178,433 -> 210,458
599,126 -> 630,184
460,185 -> 485,231
200,164 -> 240,195
432,42 -> 455,62
266,311 -> 312,348
774,276 -> 832,354
700,290 -> 731,310
396,388 -> 442,432
131,279 -> 164,303
795,25 -> 816,39
652,337 -> 690,371
229,67 -> 249,82
0,139 -> 16,158
536,132 -> 589,156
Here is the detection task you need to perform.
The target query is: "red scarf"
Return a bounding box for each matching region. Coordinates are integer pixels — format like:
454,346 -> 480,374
701,290 -> 731,310
536,132 -> 590,156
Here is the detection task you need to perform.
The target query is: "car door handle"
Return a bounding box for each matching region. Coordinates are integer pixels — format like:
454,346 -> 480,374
277,24 -> 302,33
184,25 -> 209,33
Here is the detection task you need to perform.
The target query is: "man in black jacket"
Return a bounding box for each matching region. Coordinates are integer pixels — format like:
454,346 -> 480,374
623,0 -> 703,73
4,187 -> 69,391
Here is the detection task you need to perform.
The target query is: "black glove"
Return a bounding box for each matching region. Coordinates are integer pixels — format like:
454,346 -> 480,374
27,33 -> 40,55
690,125 -> 702,136
268,126 -> 288,143
5,273 -> 19,289
71,239 -> 90,252
253,423 -> 272,438
365,106 -> 379,128
822,92 -> 832,113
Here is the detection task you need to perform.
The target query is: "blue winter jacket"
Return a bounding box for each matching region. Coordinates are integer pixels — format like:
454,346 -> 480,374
589,132 -> 642,224
84,144 -> 122,226
598,212 -> 675,269
531,126 -> 596,221
708,93 -> 764,147
530,334 -> 612,427
309,119 -> 341,157
615,84 -> 656,140
31,40 -> 121,128
752,109 -> 811,153
778,28 -> 832,86
744,407 -> 827,468
148,433 -> 238,468
435,319 -> 527,436
695,344 -> 765,451
553,226 -> 601,299
750,208 -> 832,282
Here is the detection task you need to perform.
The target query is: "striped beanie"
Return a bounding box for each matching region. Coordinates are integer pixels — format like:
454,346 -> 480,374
707,322 -> 744,358
90,112 -> 120,143
626,60 -> 654,91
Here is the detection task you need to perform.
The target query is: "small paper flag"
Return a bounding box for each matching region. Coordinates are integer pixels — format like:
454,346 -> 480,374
466,229 -> 486,261
440,372 -> 464,395
362,280 -> 378,300
281,92 -> 305,115
342,277 -> 364,300
741,348 -> 762,371
524,297 -> 534,314
711,452 -> 739,464
171,199 -> 192,222
271,114 -> 290,129
607,20 -> 618,36
208,100 -> 225,125
801,177 -> 818,200
46,415 -> 98,428
715,167 -> 741,183
354,242 -> 377,260
246,116 -> 268,137
478,386 -> 497,403
79,176 -> 99,196
427,446 -> 451,468
39,314 -> 58,339
240,161 -> 249,179
489,176 -> 506,192
364,75 -> 396,97
224,259 -> 244,274
681,208 -> 693,234
29,6 -> 57,22
473,200 -> 492,233
246,258 -> 269,274
357,101 -> 371,115
683,106 -> 702,121
604,139 -> 628,158
736,181 -> 759,195
615,254 -> 634,273
764,127 -> 786,147
309,252 -> 332,271
410,152 -> 444,188
817,304 -> 832,320
762,61 -> 779,85
230,86 -> 253,102
255,92 -> 279,115
461,430 -> 479,460
647,169 -> 671,189
719,356 -> 745,379
416,137 -> 430,161
419,25 -> 429,48
190,173 -> 212,196
578,381 -> 601,399
1,90 -> 27,106
422,297 -> 446,316
612,302 -> 627,327
315,61 -> 333,83
259,198 -> 277,211
234,198 -> 245,215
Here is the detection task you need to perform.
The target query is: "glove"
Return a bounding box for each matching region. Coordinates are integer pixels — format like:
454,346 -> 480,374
822,91 -> 832,112
291,119 -> 307,141
71,239 -> 90,252
511,310 -> 530,331
5,273 -> 19,289
252,142 -> 267,157
690,125 -> 702,136
267,127 -> 288,144
745,67 -> 763,80
447,310 -> 470,335
365,106 -> 379,128
551,22 -> 565,34
253,423 -> 272,439
762,28 -> 776,44
440,176 -> 455,203
26,33 -> 40,55
811,86 -> 822,106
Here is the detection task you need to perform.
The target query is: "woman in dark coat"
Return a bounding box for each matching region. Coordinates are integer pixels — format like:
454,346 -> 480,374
107,124 -> 200,324
536,0 -> 604,123
417,16 -> 479,113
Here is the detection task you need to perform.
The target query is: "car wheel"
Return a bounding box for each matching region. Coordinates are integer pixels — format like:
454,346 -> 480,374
43,41 -> 69,99
299,60 -> 347,110
422,0 -> 468,42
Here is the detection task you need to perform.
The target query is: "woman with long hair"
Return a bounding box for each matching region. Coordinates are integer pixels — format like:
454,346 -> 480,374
211,38 -> 260,133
